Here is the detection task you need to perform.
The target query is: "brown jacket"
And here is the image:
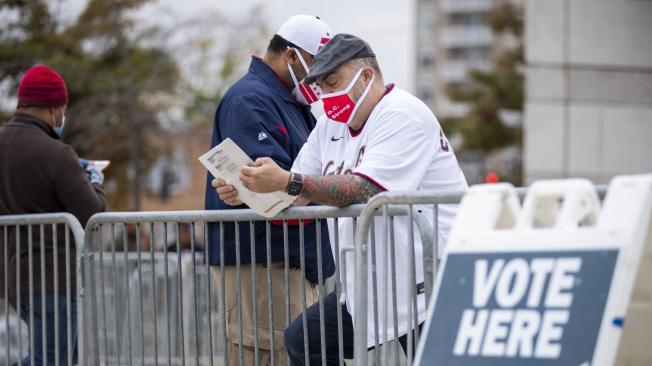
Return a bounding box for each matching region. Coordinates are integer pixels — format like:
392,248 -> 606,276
0,112 -> 107,297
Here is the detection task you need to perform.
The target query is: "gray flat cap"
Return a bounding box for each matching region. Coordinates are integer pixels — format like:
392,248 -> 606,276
303,33 -> 376,84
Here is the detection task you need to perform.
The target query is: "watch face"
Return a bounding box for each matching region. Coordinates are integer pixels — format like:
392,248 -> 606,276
288,181 -> 302,196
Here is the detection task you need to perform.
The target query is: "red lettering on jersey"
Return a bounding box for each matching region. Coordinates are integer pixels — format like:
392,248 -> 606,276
323,146 -> 366,175
323,160 -> 348,175
355,145 -> 366,167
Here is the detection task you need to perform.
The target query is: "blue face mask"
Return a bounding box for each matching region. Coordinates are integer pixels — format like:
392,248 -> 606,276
53,114 -> 65,136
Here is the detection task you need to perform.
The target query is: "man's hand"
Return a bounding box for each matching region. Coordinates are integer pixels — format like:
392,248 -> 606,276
240,157 -> 291,193
212,178 -> 243,206
79,158 -> 89,169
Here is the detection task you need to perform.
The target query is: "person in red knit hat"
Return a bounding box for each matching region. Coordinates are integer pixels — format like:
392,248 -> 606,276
16,65 -> 70,134
0,65 -> 107,366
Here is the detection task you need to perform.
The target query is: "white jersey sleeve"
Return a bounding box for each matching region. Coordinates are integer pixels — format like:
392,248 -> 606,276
291,116 -> 325,176
353,109 -> 439,191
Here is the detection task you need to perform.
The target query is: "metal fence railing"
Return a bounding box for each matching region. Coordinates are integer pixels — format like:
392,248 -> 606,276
79,204 -> 433,366
0,213 -> 84,366
1,185 -> 608,366
353,191 -> 464,366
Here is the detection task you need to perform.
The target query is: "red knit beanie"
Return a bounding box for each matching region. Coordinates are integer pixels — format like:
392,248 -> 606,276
17,65 -> 68,108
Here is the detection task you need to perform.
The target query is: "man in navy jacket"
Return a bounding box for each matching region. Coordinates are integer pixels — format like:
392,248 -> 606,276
204,15 -> 335,365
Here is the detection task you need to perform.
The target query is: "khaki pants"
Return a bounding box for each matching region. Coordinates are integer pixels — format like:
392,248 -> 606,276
213,262 -> 318,366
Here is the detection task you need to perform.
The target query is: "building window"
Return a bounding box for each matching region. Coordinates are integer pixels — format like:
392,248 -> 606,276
449,47 -> 489,62
420,54 -> 435,69
418,84 -> 434,103
461,47 -> 489,61
450,12 -> 486,27
418,13 -> 435,37
419,48 -> 436,70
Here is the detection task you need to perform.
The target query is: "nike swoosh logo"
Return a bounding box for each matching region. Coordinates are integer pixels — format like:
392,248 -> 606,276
331,136 -> 344,141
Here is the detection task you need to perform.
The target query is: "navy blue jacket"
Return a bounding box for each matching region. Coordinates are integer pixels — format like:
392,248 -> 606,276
205,56 -> 335,284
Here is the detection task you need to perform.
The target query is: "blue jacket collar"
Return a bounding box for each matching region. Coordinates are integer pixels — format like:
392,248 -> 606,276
249,56 -> 296,104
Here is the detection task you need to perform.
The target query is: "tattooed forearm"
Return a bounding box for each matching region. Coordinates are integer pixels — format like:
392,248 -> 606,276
300,174 -> 383,207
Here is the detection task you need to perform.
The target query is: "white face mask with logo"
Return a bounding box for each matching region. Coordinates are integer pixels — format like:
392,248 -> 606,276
287,47 -> 322,106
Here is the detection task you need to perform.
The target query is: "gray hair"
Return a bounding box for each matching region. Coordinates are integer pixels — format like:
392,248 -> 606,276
348,57 -> 383,79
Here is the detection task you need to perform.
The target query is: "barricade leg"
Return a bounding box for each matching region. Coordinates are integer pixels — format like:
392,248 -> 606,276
213,262 -> 317,365
0,215 -> 82,366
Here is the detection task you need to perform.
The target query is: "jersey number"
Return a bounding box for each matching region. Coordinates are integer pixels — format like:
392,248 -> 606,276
440,130 -> 450,152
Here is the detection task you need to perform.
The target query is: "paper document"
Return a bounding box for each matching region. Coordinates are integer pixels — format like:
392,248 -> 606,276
88,160 -> 110,172
199,138 -> 296,218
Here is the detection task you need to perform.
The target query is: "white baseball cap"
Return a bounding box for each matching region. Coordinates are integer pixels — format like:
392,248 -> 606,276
277,15 -> 332,56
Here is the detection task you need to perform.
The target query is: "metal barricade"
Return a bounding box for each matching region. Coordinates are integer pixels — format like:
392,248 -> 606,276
0,185 -> 608,366
352,185 -> 608,366
0,213 -> 85,366
0,184 -> 610,366
79,205 -> 434,366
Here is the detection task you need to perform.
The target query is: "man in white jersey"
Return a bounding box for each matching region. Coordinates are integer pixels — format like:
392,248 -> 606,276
214,33 -> 468,365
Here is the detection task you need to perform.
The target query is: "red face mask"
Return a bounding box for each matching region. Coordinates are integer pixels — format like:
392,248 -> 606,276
321,68 -> 375,125
288,47 -> 321,105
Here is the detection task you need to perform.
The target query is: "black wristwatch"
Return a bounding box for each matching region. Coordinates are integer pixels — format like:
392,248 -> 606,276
286,173 -> 303,196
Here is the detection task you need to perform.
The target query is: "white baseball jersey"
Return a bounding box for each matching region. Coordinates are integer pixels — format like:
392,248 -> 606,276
292,85 -> 468,347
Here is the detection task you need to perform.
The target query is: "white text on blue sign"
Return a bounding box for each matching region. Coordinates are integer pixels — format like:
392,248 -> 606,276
453,257 -> 581,359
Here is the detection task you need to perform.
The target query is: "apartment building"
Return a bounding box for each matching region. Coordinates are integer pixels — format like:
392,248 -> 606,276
416,0 -> 522,184
415,0 -> 500,118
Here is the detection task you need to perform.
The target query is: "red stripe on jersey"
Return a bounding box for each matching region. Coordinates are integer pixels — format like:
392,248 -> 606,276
352,172 -> 388,191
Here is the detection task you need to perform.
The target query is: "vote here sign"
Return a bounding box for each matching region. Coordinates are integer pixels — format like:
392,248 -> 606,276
419,249 -> 618,365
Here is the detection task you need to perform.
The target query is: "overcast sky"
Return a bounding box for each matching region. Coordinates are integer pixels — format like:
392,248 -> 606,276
64,0 -> 416,92
159,0 -> 415,92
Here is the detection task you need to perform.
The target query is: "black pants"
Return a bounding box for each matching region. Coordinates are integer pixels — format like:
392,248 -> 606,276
284,291 -> 422,365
